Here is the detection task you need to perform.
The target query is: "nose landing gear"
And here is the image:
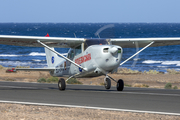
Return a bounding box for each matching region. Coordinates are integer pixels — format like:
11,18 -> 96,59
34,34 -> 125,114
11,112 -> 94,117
104,75 -> 124,91
104,77 -> 111,89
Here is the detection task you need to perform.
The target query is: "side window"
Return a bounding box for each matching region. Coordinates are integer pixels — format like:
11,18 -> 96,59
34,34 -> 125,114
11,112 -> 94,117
75,45 -> 81,56
68,49 -> 74,60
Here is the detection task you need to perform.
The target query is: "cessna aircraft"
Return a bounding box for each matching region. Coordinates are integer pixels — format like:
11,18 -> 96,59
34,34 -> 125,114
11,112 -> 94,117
0,34 -> 180,91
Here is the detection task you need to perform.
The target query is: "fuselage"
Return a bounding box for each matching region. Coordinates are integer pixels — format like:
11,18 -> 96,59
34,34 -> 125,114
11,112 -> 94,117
52,44 -> 123,78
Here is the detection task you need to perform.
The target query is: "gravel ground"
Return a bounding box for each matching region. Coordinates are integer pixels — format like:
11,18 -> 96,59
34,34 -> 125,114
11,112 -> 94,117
1,103 -> 180,120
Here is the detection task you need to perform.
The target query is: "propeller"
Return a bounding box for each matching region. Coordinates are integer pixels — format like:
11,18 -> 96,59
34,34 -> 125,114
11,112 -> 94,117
94,24 -> 115,38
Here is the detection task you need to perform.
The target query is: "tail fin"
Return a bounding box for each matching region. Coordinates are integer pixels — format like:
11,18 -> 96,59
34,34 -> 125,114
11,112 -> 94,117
44,33 -> 65,67
45,33 -> 50,37
45,47 -> 65,68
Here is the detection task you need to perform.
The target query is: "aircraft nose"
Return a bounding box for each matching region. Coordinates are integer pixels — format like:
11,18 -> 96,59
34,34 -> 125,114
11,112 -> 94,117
109,47 -> 118,55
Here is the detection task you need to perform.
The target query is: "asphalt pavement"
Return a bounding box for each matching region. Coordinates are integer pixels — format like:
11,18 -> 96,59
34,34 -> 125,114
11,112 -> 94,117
0,81 -> 180,115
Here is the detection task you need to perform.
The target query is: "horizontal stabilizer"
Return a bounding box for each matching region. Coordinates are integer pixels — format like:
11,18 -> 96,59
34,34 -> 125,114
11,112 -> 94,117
16,68 -> 55,71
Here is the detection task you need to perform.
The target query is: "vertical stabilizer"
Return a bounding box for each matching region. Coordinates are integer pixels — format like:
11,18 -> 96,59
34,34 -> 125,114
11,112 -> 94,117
45,47 -> 65,68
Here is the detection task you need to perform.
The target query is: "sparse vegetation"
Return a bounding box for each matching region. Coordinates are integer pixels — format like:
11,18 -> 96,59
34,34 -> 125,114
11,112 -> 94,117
117,68 -> 180,75
46,77 -> 58,83
164,83 -> 172,89
164,82 -> 179,89
166,69 -> 180,74
16,66 -> 30,68
5,78 -> 15,81
125,84 -> 132,87
118,68 -> 162,74
37,78 -> 47,83
66,78 -> 82,84
0,65 -> 5,69
133,83 -> 149,88
117,68 -> 140,74
173,86 -> 178,90
100,82 -> 105,86
143,70 -> 160,74
37,77 -> 59,83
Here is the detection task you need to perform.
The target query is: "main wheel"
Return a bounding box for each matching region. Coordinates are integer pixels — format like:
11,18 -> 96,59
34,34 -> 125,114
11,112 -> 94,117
117,79 -> 124,91
58,78 -> 66,91
104,77 -> 111,89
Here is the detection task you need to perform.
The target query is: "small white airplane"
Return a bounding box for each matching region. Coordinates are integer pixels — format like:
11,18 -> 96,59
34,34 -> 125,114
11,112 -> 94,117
0,34 -> 180,91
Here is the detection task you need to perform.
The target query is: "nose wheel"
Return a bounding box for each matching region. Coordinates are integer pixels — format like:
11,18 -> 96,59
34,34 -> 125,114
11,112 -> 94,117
104,75 -> 124,91
104,77 -> 111,89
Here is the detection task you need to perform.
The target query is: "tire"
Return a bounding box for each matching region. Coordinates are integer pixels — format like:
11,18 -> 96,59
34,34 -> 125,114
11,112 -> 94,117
104,77 -> 111,89
58,78 -> 66,91
117,79 -> 124,91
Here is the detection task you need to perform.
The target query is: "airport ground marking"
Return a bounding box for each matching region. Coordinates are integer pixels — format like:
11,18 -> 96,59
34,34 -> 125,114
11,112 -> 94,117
0,100 -> 180,116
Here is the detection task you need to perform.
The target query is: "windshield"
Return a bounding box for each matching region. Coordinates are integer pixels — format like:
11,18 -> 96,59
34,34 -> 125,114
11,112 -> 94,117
84,38 -> 111,49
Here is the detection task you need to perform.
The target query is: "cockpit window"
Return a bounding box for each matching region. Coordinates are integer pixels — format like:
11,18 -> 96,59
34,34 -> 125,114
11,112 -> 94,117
67,49 -> 74,60
75,45 -> 81,56
84,39 -> 111,50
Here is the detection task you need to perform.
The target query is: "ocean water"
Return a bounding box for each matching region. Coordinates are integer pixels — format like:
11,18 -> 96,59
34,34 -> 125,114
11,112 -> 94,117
0,23 -> 180,72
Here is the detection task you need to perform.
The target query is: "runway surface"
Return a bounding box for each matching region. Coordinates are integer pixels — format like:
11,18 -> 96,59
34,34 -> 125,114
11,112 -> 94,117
0,81 -> 180,115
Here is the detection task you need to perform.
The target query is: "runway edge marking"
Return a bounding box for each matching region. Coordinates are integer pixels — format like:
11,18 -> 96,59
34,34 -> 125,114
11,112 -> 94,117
0,100 -> 180,116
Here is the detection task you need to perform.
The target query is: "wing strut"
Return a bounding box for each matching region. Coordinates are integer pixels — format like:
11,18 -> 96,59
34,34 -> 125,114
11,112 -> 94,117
120,41 -> 154,66
37,40 -> 87,71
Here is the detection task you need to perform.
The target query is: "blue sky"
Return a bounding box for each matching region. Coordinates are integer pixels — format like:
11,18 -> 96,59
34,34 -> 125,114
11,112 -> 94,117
0,0 -> 180,23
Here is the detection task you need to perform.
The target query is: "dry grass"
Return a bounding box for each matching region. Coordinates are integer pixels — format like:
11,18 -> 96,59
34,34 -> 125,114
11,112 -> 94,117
117,68 -> 140,74
15,66 -> 30,68
132,83 -> 149,88
118,68 -> 180,75
143,70 -> 161,74
0,65 -> 5,70
166,69 -> 180,74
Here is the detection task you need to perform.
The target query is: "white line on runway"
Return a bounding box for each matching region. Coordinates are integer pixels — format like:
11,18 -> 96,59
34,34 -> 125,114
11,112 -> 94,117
0,85 -> 48,90
0,100 -> 179,116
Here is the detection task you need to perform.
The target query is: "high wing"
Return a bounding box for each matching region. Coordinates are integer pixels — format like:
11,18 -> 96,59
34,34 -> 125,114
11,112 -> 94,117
1,35 -> 180,48
111,37 -> 180,48
0,35 -> 85,48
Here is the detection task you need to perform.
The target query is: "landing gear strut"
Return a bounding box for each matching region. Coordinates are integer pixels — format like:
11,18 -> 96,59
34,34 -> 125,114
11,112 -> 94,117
104,75 -> 124,91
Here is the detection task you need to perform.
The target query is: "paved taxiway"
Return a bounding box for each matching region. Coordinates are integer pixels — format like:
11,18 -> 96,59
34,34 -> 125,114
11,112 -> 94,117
0,81 -> 180,115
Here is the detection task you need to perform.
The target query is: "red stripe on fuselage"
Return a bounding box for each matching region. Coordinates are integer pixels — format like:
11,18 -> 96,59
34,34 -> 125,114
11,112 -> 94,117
75,54 -> 91,65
